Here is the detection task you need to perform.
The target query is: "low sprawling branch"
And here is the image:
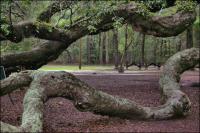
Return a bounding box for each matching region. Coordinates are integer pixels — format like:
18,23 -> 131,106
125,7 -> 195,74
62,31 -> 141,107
0,2 -> 197,74
0,71 -> 32,96
1,48 -> 199,132
1,41 -> 68,75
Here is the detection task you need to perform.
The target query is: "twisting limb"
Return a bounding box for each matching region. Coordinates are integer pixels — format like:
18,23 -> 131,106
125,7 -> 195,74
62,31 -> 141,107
0,122 -> 21,132
0,2 -> 196,43
1,41 -> 67,75
0,71 -> 32,96
1,48 -> 199,132
0,4 -> 196,74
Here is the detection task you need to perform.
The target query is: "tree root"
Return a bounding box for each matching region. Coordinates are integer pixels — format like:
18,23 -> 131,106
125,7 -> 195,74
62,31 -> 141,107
0,48 -> 199,132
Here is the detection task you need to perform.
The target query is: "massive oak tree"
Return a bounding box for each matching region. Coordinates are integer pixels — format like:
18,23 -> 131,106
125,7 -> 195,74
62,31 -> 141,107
0,1 -> 199,132
1,1 -> 197,74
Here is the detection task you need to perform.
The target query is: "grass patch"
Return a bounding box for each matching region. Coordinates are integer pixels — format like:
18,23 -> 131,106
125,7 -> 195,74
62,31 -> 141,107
39,64 -> 115,71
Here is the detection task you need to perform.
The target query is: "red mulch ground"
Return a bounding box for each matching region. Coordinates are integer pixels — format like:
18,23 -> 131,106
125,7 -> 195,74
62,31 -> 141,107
1,71 -> 199,132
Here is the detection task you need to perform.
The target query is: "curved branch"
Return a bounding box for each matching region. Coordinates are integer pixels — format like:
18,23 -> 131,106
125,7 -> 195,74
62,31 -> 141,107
1,41 -> 68,75
0,2 -> 196,43
0,3 -> 196,74
0,122 -> 21,132
1,48 -> 199,132
0,21 -> 77,43
0,71 -> 32,96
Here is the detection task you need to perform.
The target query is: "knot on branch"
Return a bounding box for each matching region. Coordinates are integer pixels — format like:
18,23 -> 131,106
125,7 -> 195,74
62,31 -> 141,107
171,94 -> 191,117
75,101 -> 93,111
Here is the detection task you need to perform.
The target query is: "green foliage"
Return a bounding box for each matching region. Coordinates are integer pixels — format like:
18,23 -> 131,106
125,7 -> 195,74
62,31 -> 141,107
0,24 -> 10,35
0,0 -> 198,67
176,0 -> 197,12
194,16 -> 200,28
135,0 -> 168,17
153,6 -> 178,16
35,21 -> 53,33
87,25 -> 97,33
136,2 -> 152,17
57,19 -> 68,28
144,0 -> 167,10
1,38 -> 39,54
112,17 -> 124,29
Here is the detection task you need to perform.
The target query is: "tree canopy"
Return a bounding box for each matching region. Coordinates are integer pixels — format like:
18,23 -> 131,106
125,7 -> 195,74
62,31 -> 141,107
0,0 -> 197,74
0,1 -> 199,132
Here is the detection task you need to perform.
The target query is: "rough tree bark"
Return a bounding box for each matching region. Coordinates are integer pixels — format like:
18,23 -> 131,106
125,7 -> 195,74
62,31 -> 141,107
0,48 -> 199,132
0,1 -> 199,132
0,2 -> 196,74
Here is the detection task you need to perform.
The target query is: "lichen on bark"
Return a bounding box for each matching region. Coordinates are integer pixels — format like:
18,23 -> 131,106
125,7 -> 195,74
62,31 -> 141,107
0,48 -> 199,132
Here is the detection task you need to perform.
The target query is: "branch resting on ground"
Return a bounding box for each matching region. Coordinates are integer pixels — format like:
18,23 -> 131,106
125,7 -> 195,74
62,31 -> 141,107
0,48 -> 199,132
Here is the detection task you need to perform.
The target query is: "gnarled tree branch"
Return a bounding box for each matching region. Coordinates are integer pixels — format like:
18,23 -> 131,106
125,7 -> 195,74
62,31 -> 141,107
0,71 -> 32,96
0,3 -> 196,43
1,48 -> 199,132
0,2 -> 196,74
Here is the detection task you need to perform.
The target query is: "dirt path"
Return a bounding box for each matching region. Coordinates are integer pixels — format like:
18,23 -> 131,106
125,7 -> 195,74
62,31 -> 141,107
1,71 -> 199,132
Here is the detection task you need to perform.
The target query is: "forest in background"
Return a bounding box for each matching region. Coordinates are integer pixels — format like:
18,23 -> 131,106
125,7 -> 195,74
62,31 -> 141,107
1,1 -> 199,69
1,1 -> 199,132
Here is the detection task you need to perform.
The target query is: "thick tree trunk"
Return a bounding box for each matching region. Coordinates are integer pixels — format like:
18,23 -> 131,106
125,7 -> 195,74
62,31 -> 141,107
1,48 -> 199,132
0,2 -> 199,131
1,2 -> 196,74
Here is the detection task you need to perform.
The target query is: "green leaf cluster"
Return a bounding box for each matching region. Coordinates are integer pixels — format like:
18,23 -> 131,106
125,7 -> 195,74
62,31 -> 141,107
0,24 -> 10,36
176,0 -> 197,12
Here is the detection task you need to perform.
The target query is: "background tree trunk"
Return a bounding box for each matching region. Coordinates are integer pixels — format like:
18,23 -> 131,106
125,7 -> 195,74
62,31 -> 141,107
153,40 -> 157,64
105,32 -> 109,64
79,38 -> 82,70
87,36 -> 91,64
102,32 -> 107,64
125,24 -> 129,69
1,48 -> 199,132
99,33 -> 103,64
186,26 -> 193,49
141,33 -> 145,67
160,40 -> 163,56
113,29 -> 119,69
193,25 -> 200,48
